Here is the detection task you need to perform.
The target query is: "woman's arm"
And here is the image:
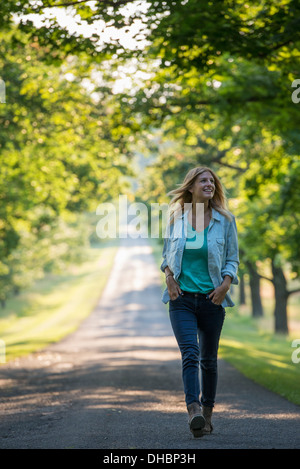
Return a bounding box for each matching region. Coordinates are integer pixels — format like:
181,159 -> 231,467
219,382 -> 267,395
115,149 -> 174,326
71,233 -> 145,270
164,266 -> 183,300
221,216 -> 239,284
209,216 -> 239,305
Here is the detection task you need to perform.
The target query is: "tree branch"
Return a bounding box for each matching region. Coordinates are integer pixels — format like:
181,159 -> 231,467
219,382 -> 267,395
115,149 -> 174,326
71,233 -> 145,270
287,287 -> 300,297
211,150 -> 246,173
257,273 -> 274,284
34,0 -> 131,10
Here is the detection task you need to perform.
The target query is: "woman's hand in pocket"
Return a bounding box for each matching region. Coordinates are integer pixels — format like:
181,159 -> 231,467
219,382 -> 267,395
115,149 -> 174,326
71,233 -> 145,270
208,284 -> 228,305
166,275 -> 182,300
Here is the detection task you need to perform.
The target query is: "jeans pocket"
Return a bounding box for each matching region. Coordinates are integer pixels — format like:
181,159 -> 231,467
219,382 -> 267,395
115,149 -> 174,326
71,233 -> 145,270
170,294 -> 180,302
207,297 -> 223,309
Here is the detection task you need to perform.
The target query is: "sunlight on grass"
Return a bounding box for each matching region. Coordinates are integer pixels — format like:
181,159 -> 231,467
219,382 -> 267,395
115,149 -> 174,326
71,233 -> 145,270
220,313 -> 300,405
0,240 -> 119,362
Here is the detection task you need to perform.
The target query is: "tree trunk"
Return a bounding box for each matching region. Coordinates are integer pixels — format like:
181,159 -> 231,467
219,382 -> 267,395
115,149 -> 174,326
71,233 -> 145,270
239,273 -> 246,305
246,261 -> 264,317
271,260 -> 289,334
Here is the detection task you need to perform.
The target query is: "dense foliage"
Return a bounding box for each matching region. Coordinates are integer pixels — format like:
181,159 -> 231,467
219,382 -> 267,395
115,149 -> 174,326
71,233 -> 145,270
1,0 -> 299,332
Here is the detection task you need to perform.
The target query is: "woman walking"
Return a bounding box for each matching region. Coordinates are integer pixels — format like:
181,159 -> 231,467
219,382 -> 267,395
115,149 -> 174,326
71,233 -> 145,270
160,166 -> 239,437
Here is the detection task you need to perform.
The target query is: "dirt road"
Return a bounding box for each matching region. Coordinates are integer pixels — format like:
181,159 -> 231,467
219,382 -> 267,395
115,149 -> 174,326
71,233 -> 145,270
0,237 -> 299,450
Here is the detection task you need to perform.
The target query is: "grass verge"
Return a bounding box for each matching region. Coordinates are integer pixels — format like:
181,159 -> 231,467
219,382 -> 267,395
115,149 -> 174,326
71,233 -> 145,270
0,240 -> 119,362
220,311 -> 300,405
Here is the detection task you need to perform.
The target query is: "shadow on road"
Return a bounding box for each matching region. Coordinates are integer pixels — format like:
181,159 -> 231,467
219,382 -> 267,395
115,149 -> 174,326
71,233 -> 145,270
0,237 -> 300,449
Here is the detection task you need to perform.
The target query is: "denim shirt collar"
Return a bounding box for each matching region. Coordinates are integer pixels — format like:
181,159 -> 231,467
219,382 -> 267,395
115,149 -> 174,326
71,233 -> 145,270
172,207 -> 221,238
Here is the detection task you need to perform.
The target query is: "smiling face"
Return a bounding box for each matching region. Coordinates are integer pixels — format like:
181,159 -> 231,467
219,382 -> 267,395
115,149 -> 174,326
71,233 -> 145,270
189,171 -> 215,203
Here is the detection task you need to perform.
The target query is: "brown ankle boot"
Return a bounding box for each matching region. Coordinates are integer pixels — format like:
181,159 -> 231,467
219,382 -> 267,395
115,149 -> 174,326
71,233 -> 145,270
202,405 -> 213,434
187,402 -> 205,438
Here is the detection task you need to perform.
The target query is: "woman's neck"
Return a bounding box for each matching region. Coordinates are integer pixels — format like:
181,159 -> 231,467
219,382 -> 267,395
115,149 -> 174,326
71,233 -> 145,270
191,200 -> 210,216
190,200 -> 211,231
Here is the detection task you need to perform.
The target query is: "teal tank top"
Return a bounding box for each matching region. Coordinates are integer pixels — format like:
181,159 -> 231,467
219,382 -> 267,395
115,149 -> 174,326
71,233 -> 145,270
178,222 -> 214,294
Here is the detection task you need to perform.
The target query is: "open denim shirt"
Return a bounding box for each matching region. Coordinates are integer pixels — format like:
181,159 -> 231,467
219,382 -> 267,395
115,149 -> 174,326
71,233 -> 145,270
160,208 -> 239,308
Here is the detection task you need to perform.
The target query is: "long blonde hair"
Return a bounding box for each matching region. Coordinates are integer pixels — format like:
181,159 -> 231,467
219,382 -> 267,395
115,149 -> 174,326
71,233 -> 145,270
167,166 -> 232,223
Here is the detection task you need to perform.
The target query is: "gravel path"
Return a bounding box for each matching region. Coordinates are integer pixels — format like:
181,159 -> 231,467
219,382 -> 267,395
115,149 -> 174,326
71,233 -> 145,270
0,237 -> 299,450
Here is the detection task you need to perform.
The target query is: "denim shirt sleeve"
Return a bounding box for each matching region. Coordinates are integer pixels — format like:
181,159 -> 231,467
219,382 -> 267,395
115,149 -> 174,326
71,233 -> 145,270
221,215 -> 239,284
160,236 -> 169,272
160,219 -> 174,272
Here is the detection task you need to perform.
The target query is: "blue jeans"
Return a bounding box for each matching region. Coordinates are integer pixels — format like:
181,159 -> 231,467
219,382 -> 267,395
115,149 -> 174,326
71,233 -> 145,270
169,291 -> 225,408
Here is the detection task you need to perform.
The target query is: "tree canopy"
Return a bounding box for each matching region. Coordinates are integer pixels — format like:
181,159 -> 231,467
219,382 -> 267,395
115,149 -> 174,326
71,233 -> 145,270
1,0 -> 299,332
